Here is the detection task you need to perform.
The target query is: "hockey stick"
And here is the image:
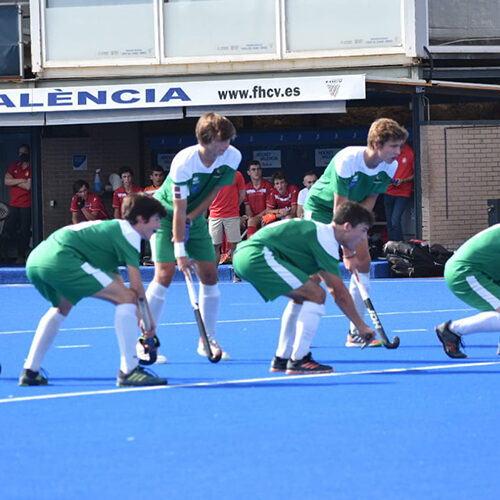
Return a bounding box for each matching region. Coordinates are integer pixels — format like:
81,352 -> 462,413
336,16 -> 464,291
354,274 -> 400,349
136,297 -> 160,365
183,268 -> 222,363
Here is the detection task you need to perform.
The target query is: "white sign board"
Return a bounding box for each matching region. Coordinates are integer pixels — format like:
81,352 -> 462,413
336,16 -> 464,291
253,150 -> 281,169
315,148 -> 341,168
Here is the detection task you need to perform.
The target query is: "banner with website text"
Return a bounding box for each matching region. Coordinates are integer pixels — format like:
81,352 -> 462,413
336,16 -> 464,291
0,74 -> 365,113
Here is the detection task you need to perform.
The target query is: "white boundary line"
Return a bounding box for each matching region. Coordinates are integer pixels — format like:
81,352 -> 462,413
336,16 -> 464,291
0,307 -> 474,336
2,361 -> 499,404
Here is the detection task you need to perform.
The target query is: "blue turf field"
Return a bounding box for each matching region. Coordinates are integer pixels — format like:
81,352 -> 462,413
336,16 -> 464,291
1,277 -> 499,499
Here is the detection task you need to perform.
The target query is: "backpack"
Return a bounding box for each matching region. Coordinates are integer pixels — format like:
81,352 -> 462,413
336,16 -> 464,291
383,240 -> 452,278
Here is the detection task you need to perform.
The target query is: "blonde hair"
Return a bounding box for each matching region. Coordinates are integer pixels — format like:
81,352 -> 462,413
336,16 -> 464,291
367,118 -> 408,148
195,113 -> 237,145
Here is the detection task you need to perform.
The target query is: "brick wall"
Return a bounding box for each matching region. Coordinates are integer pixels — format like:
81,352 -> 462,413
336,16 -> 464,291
41,122 -> 140,237
420,122 -> 500,250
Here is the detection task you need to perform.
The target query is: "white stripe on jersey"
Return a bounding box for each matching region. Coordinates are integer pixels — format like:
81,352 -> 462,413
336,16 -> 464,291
81,262 -> 113,287
263,246 -> 302,289
466,275 -> 500,309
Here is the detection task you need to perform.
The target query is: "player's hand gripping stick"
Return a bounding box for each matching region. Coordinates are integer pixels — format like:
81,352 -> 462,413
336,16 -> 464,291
136,297 -> 160,365
354,274 -> 400,349
183,268 -> 222,363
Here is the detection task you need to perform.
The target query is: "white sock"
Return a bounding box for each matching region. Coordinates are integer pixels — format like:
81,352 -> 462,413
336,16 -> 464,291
146,281 -> 168,325
450,311 -> 500,335
276,301 -> 302,359
199,283 -> 220,338
24,308 -> 65,372
291,301 -> 325,361
349,272 -> 370,333
115,303 -> 139,374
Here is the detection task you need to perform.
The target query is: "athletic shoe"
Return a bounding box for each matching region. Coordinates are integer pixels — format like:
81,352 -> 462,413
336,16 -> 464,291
285,352 -> 333,375
19,368 -> 48,386
435,321 -> 467,359
197,338 -> 230,361
345,331 -> 383,348
270,356 -> 288,373
117,365 -> 167,387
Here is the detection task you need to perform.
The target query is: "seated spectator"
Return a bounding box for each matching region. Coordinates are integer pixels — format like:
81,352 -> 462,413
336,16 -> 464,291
297,171 -> 318,218
265,170 -> 299,222
244,160 -> 273,238
144,166 -> 166,197
142,166 -> 166,265
112,166 -> 143,219
70,180 -> 110,224
208,170 -> 246,265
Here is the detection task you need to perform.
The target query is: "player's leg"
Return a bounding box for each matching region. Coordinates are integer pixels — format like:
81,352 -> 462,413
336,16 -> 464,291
285,282 -> 332,374
94,279 -> 166,386
208,217 -> 223,264
246,215 -> 260,238
347,239 -> 383,347
436,265 -> 500,358
20,297 -> 72,386
146,223 -> 177,325
233,243 -> 332,374
224,217 -> 243,281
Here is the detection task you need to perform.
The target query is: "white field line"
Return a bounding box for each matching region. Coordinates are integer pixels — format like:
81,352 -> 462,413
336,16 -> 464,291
1,361 -> 498,405
0,307 -> 474,336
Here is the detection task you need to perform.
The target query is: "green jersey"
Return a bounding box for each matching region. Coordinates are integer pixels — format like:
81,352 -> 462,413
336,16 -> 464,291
305,146 -> 397,214
155,144 -> 241,215
447,224 -> 500,281
48,219 -> 141,273
237,218 -> 341,276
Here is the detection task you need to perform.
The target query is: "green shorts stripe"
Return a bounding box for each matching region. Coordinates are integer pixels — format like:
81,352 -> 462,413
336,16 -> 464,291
233,244 -> 309,301
445,261 -> 500,311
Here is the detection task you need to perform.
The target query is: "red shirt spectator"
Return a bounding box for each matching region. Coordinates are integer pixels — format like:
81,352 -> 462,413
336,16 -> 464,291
71,192 -> 110,222
7,161 -> 31,208
267,184 -> 299,216
245,178 -> 273,216
112,167 -> 143,218
210,171 -> 246,218
386,143 -> 414,198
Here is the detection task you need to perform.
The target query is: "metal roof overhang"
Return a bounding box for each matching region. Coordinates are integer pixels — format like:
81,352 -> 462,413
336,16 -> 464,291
366,76 -> 500,99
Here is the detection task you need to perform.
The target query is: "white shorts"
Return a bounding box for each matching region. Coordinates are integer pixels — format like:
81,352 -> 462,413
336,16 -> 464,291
208,216 -> 242,245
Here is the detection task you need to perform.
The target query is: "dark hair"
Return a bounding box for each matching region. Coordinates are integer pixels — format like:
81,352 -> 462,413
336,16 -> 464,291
271,170 -> 287,184
73,179 -> 89,194
118,166 -> 134,177
122,193 -> 166,224
333,201 -> 374,228
248,160 -> 261,169
302,170 -> 317,178
151,165 -> 165,174
195,113 -> 236,145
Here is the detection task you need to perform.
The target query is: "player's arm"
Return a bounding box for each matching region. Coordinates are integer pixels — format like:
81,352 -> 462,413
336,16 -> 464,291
126,264 -> 155,336
286,203 -> 297,218
186,185 -> 222,220
318,270 -> 374,340
360,193 -> 378,212
81,207 -> 99,221
172,197 -> 192,272
71,212 -> 80,224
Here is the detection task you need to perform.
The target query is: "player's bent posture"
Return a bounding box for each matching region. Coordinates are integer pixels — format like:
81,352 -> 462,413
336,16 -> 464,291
19,194 -> 167,387
232,201 -> 376,374
146,113 -> 241,360
436,224 -> 500,359
304,118 -> 408,348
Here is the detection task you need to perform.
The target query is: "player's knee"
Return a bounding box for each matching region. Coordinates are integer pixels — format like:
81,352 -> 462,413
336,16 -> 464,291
154,263 -> 174,287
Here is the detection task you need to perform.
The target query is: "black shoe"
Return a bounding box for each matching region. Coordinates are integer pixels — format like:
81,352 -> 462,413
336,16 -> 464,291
435,321 -> 467,359
285,352 -> 333,375
117,365 -> 167,387
19,368 -> 48,386
270,356 -> 288,373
